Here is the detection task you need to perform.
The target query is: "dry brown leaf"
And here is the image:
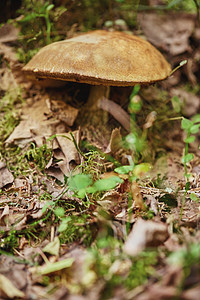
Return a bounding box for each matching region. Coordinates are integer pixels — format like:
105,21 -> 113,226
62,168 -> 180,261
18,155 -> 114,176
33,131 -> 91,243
46,166 -> 65,182
6,98 -> 54,146
138,12 -> 194,55
0,205 -> 9,227
131,181 -> 145,210
0,66 -> 18,91
0,43 -> 17,62
54,130 -> 81,176
181,285 -> 200,300
0,160 -> 14,188
105,128 -> 123,155
0,24 -> 19,43
6,97 -> 78,147
170,88 -> 200,117
49,99 -> 79,126
123,218 -> 169,256
30,200 -> 46,219
0,274 -> 25,299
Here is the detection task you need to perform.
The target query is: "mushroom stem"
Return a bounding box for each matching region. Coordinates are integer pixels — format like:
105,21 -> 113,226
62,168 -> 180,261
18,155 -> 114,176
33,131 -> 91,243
86,85 -> 110,109
81,85 -> 110,126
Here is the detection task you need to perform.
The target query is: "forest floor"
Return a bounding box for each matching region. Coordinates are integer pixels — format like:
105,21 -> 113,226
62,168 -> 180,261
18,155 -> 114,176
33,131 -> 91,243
0,2 -> 200,300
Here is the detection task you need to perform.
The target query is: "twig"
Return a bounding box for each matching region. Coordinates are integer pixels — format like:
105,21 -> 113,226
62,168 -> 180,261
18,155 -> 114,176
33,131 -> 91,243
98,97 -> 131,132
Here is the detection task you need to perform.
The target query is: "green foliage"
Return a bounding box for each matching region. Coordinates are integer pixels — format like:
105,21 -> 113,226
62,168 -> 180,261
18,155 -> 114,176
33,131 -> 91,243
0,230 -> 19,253
124,84 -> 150,163
68,173 -> 123,200
189,193 -> 199,202
125,251 -> 158,290
80,150 -> 104,180
0,219 -> 50,253
171,95 -> 181,113
168,243 -> 200,287
88,237 -> 158,298
25,142 -> 52,170
163,0 -> 199,12
4,142 -> 52,177
181,115 -> 200,183
0,89 -> 23,151
59,214 -> 95,246
18,1 -> 54,45
15,0 -> 66,63
114,163 -> 151,181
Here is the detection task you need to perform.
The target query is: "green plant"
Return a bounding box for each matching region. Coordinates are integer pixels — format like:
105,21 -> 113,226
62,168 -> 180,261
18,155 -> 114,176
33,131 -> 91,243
164,0 -> 200,13
0,89 -> 23,151
181,115 -> 200,187
0,230 -> 19,253
67,173 -> 123,202
58,213 -> 95,246
4,141 -> 52,177
168,243 -> 200,291
125,84 -> 149,163
80,150 -> 104,180
14,0 -> 66,63
87,237 -> 158,299
18,1 -> 54,45
125,251 -> 158,290
25,142 -> 52,170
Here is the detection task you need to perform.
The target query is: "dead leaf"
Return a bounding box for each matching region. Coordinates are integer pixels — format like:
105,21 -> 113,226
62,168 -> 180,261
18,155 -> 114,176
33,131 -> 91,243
131,181 -> 145,210
49,99 -> 79,126
0,43 -> 17,62
0,205 -> 9,226
53,130 -> 81,177
143,111 -> 157,130
0,66 -> 18,91
105,128 -> 123,155
0,160 -> 14,188
46,167 -> 65,182
0,24 -> 19,43
6,98 -> 54,146
0,274 -> 25,298
6,96 -> 79,149
30,200 -> 46,219
138,12 -> 194,55
123,218 -> 169,256
181,285 -> 200,300
170,88 -> 200,117
43,236 -> 60,256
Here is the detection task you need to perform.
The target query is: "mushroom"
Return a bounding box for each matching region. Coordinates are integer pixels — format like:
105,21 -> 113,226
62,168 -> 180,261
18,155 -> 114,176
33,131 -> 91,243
23,30 -> 171,129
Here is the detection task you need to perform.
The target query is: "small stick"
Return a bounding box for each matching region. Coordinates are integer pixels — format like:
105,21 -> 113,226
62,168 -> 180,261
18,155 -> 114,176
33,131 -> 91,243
98,97 -> 131,132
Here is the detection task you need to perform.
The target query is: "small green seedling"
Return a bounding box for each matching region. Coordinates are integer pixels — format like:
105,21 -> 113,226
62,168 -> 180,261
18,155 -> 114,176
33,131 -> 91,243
18,1 -> 54,44
68,173 -> 123,201
181,115 -> 200,187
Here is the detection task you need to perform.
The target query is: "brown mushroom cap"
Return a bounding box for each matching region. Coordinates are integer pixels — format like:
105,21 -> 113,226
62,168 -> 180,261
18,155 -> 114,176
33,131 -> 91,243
23,30 -> 171,86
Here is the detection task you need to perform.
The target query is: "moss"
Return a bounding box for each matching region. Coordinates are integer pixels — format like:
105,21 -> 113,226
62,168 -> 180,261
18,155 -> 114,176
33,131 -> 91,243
59,213 -> 96,246
0,89 -> 23,151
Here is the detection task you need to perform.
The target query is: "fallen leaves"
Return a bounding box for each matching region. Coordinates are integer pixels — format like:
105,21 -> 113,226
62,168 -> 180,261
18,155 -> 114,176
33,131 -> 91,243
123,218 -> 169,256
138,12 -> 195,55
6,97 -> 78,147
0,5 -> 200,300
0,274 -> 25,299
0,24 -> 19,43
0,160 -> 14,188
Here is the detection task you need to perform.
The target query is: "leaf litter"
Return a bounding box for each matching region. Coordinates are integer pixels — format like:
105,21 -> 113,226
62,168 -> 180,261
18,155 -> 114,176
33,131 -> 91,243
0,4 -> 200,300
